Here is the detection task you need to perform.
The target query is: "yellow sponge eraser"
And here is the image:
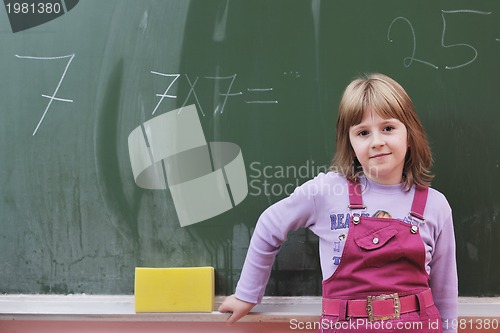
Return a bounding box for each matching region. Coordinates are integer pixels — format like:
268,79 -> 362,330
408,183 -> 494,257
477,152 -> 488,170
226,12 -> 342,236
134,266 -> 214,313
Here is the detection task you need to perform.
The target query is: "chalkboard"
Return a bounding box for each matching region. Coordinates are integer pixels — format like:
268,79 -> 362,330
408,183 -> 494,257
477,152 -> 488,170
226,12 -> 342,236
0,0 -> 498,297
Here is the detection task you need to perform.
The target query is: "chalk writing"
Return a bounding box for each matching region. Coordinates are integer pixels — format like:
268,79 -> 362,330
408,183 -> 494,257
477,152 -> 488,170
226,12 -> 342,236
387,17 -> 438,69
149,71 -> 278,117
204,74 -> 240,114
150,71 -> 180,115
441,10 -> 491,70
181,74 -> 205,116
15,54 -> 75,136
388,9 -> 494,70
245,88 -> 278,104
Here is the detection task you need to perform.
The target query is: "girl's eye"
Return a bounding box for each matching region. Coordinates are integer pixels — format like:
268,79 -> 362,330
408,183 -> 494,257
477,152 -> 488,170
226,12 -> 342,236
383,126 -> 395,132
358,130 -> 369,136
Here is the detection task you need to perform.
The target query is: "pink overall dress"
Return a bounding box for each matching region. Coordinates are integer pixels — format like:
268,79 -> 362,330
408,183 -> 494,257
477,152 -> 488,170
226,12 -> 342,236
320,180 -> 442,332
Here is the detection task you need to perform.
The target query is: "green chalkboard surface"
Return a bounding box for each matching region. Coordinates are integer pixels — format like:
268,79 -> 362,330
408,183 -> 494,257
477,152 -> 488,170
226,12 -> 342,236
0,0 -> 498,297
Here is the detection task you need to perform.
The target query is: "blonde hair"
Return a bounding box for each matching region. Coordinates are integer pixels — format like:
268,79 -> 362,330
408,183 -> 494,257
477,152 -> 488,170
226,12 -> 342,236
330,73 -> 433,190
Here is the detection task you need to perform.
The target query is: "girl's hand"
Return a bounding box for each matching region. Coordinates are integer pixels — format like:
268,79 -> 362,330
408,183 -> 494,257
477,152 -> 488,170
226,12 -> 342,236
218,294 -> 256,323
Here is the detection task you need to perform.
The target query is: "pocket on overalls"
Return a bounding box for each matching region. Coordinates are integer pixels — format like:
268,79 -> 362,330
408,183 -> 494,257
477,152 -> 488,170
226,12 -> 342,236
354,225 -> 403,267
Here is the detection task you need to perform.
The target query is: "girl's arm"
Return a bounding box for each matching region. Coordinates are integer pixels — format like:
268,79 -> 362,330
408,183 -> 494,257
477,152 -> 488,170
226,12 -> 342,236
220,176 -> 321,322
429,209 -> 458,333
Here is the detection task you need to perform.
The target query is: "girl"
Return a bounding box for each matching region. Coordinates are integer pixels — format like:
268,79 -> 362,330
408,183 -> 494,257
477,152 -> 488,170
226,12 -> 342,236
219,73 -> 458,332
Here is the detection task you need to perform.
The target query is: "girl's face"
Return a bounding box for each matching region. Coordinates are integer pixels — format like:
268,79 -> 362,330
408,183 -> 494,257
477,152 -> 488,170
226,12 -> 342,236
349,108 -> 408,185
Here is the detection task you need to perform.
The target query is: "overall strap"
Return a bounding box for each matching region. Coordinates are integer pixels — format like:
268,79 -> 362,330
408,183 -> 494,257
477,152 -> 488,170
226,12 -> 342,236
409,186 -> 429,220
348,179 -> 429,220
347,179 -> 365,209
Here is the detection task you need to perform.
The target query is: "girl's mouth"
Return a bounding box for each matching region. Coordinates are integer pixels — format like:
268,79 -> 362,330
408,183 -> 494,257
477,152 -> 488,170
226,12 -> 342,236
370,153 -> 391,159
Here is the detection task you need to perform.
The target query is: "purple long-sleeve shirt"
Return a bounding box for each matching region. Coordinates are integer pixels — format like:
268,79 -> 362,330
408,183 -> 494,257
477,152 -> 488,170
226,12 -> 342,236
235,172 -> 458,332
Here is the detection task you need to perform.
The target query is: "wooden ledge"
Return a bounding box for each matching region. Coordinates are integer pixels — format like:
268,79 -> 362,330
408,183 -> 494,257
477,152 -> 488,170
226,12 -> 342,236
0,295 -> 498,322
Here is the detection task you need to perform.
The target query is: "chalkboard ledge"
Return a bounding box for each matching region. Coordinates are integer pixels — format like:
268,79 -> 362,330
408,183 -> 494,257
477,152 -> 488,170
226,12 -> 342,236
0,295 -> 498,321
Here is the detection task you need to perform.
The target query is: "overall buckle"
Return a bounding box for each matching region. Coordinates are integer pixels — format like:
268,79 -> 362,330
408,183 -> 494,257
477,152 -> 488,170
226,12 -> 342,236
366,293 -> 400,322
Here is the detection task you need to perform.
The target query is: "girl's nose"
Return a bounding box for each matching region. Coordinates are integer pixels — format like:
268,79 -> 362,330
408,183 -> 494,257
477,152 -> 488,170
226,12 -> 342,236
370,132 -> 385,148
